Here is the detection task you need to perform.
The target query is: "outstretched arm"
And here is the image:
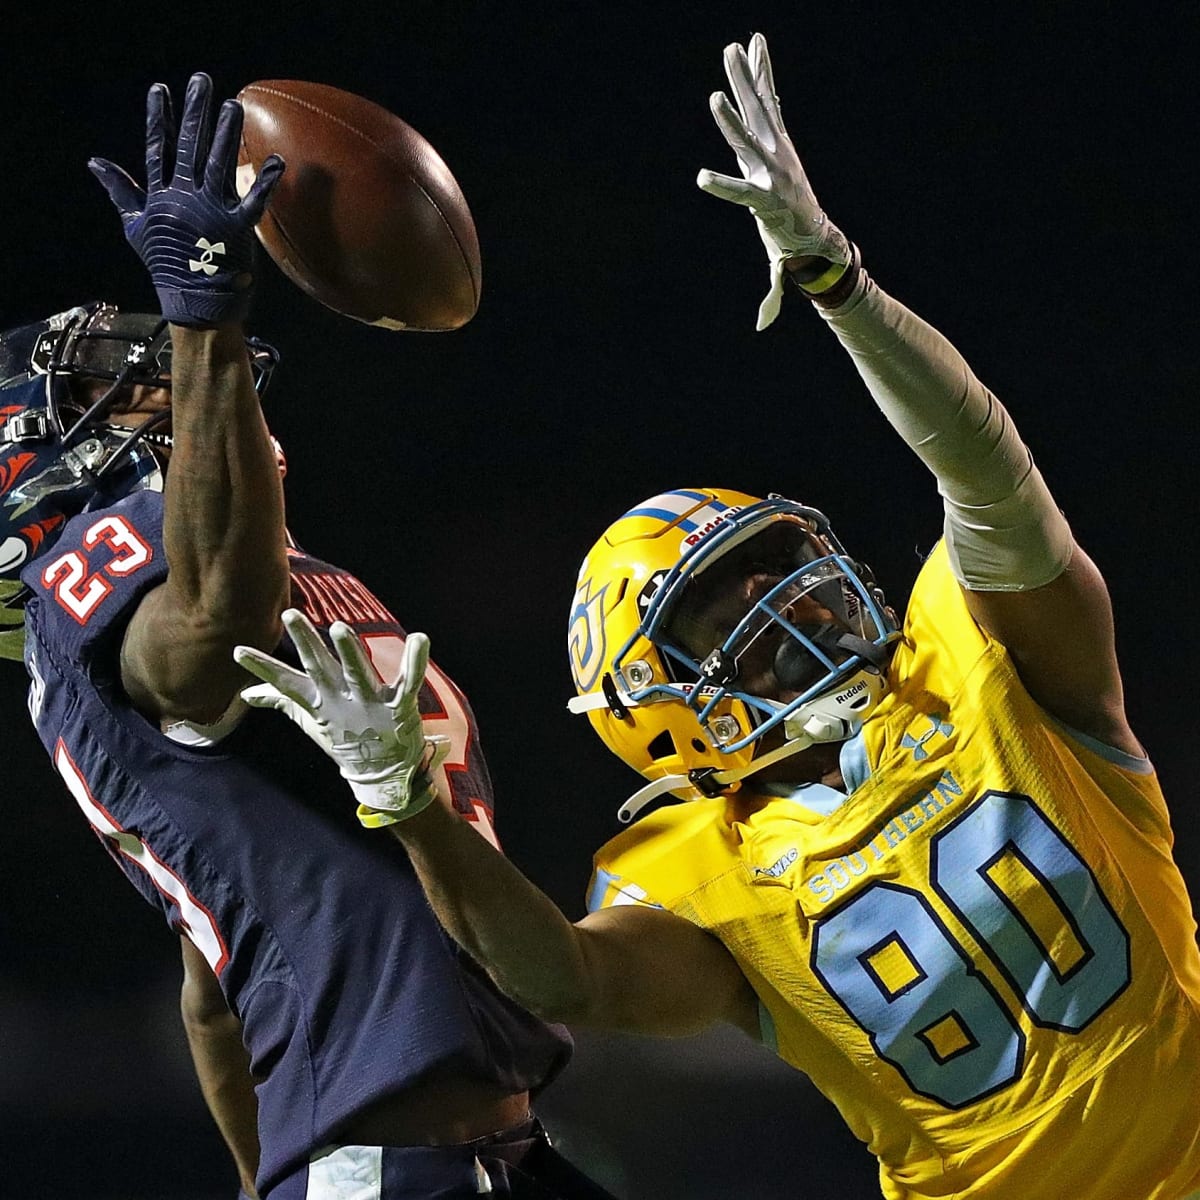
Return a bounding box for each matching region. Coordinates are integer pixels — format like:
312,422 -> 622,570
394,799 -> 759,1038
180,936 -> 260,1198
89,72 -> 289,725
120,322 -> 289,724
699,34 -> 1140,755
806,273 -> 1136,753
234,612 -> 761,1039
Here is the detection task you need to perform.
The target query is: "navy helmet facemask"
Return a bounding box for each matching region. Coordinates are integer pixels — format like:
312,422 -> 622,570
0,301 -> 279,586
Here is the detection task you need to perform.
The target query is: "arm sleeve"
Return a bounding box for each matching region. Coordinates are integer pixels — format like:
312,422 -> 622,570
810,266 -> 1074,592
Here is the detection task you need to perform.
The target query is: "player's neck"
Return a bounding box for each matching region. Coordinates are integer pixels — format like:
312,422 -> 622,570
752,740 -> 846,794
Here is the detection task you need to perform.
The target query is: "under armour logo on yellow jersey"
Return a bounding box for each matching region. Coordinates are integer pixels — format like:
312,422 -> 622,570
901,714 -> 954,762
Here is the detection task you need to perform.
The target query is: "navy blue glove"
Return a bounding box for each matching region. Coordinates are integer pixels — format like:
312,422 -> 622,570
89,72 -> 284,326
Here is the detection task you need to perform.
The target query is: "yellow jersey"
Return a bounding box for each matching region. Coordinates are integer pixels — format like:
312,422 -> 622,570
589,543 -> 1200,1199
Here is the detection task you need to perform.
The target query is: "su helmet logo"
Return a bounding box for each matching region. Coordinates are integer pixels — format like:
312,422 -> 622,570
568,574 -> 609,693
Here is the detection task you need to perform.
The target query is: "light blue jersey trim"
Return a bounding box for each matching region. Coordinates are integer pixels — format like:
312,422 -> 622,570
790,781 -> 848,815
760,778 -> 846,813
586,867 -> 619,913
1051,718 -> 1154,775
586,866 -> 662,912
839,730 -> 871,792
758,1002 -> 779,1051
759,731 -> 873,816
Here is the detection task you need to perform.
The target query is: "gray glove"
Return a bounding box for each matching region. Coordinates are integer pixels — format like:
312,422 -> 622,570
235,609 -> 449,827
697,33 -> 850,329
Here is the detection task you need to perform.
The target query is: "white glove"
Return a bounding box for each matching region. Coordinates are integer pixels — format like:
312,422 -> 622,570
697,32 -> 851,330
234,609 -> 450,828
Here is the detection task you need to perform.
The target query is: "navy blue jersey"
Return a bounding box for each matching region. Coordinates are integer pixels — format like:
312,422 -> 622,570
20,489 -> 570,1194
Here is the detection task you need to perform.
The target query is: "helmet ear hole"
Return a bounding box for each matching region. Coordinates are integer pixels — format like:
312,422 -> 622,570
646,731 -> 676,764
691,738 -> 707,753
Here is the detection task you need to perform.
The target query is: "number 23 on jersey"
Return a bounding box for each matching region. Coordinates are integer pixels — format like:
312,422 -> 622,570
40,513 -> 153,623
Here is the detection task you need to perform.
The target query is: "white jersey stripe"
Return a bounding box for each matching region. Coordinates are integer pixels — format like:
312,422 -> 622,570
53,739 -> 230,976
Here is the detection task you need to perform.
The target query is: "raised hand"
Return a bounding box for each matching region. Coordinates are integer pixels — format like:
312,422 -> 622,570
697,34 -> 850,329
89,72 -> 285,326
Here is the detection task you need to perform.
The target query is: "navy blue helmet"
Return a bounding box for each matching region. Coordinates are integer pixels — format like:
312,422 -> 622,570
0,302 -> 278,582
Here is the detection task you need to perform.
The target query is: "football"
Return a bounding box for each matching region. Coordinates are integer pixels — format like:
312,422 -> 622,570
237,80 -> 481,331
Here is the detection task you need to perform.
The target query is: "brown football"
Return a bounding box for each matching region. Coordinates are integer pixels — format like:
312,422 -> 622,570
237,80 -> 481,331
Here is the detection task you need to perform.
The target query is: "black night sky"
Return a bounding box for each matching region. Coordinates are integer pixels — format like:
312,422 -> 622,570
1,4 -> 1196,1197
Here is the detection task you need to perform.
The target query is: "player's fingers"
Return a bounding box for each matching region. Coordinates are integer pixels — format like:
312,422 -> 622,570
240,154 -> 285,224
233,644 -> 317,707
696,168 -> 768,208
425,735 -> 451,773
329,621 -> 384,703
144,83 -> 172,191
232,642 -> 288,682
748,32 -> 786,146
709,92 -> 763,175
396,633 -> 431,707
236,663 -> 316,712
721,42 -> 774,154
205,98 -> 244,196
280,608 -> 344,695
238,681 -> 290,711
88,158 -> 146,219
174,71 -> 213,189
722,40 -> 760,129
748,33 -> 771,86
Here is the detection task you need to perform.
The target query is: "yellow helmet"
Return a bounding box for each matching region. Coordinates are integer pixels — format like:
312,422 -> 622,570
567,487 -> 898,822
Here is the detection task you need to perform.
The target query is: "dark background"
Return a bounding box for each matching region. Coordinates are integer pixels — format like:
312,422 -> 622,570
1,3 -> 1195,1197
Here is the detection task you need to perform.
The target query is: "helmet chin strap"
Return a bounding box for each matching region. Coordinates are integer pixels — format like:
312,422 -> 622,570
614,662 -> 887,825
615,731 -> 818,824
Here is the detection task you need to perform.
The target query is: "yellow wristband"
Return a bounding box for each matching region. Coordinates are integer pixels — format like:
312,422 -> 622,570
355,778 -> 439,829
357,804 -> 403,829
795,259 -> 850,295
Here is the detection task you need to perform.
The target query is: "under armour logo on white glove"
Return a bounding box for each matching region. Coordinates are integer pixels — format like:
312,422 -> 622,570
697,33 -> 851,329
234,609 -> 449,828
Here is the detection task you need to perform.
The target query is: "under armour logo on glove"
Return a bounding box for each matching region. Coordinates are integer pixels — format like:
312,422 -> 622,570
88,72 -> 284,326
189,237 -> 226,275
